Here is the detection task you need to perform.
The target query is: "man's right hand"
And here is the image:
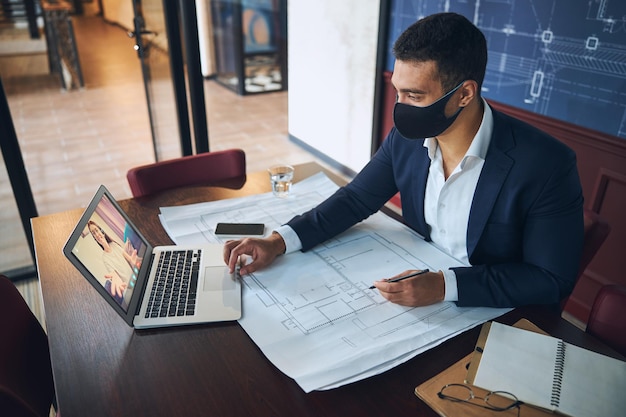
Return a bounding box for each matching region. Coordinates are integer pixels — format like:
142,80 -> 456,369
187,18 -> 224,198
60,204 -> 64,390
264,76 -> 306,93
223,232 -> 286,275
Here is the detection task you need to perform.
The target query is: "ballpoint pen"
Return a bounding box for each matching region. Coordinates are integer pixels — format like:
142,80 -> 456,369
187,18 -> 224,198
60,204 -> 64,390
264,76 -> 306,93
368,269 -> 430,289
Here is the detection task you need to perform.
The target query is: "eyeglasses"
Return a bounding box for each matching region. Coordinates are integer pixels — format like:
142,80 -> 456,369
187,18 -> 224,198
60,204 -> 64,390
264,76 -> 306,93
438,383 -> 523,416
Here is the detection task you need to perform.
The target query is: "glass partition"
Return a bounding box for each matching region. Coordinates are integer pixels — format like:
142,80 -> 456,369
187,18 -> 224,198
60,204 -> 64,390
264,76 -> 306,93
211,0 -> 286,95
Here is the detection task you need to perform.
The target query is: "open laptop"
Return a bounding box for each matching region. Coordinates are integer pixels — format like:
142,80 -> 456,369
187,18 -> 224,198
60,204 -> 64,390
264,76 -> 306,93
63,185 -> 241,329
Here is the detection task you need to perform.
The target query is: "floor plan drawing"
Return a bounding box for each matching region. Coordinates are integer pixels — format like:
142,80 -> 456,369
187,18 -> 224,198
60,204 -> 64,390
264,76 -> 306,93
245,226 -> 454,336
234,199 -> 508,392
158,173 -> 511,392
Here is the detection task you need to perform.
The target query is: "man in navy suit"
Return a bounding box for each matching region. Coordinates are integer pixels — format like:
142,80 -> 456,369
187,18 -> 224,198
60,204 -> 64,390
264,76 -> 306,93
224,12 -> 584,308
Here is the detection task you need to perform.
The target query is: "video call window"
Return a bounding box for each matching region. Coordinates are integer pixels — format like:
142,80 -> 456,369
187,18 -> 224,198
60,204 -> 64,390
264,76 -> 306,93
70,195 -> 147,312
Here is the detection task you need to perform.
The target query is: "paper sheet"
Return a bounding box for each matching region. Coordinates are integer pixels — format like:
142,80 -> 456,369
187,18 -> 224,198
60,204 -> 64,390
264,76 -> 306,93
159,173 -> 511,391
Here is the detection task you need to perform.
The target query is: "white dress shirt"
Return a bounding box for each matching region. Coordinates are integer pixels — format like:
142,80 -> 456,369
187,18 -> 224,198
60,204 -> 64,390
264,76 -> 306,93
425,99 -> 493,300
277,99 -> 493,302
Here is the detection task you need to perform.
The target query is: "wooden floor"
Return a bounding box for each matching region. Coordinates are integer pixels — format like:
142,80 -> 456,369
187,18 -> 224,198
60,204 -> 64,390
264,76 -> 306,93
2,12 -> 343,330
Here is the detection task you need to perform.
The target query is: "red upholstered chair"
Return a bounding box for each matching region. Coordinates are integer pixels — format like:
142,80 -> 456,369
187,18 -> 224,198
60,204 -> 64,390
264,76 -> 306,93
0,275 -> 55,417
126,149 -> 247,198
578,209 -> 610,278
560,209 -> 610,310
586,285 -> 626,357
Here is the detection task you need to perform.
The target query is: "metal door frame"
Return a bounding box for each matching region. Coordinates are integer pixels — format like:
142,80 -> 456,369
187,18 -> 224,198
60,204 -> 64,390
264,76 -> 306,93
131,0 -> 209,159
0,78 -> 38,281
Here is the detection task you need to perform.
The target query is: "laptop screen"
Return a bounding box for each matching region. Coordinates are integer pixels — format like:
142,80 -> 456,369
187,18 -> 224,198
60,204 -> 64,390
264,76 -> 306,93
64,186 -> 151,322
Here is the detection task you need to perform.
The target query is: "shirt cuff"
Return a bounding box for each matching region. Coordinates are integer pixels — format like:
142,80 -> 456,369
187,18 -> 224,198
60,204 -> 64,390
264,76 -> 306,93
274,225 -> 302,254
442,269 -> 459,302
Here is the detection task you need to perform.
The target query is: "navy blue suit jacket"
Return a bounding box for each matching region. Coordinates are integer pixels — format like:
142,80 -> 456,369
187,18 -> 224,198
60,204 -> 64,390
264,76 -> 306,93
288,106 -> 584,307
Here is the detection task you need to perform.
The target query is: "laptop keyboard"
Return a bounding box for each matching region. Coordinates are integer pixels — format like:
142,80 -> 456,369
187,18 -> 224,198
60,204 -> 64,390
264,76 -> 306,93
145,249 -> 201,318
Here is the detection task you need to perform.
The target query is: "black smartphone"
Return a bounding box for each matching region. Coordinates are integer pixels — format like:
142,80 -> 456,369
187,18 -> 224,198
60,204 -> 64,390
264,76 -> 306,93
215,222 -> 265,236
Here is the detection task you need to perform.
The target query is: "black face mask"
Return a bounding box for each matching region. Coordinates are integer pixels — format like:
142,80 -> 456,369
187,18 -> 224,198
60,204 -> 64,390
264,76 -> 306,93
393,82 -> 464,139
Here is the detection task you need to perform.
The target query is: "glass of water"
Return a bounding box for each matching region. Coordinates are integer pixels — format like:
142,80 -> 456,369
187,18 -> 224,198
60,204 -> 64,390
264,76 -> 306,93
268,164 -> 294,197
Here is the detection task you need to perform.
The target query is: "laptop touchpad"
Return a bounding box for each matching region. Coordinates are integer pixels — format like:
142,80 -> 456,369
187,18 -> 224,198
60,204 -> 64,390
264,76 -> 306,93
203,266 -> 237,291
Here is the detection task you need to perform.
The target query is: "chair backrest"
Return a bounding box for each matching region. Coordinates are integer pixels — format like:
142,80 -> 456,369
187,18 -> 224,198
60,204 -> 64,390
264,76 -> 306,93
560,209 -> 610,310
578,209 -> 611,277
586,285 -> 626,357
0,275 -> 54,417
126,149 -> 246,198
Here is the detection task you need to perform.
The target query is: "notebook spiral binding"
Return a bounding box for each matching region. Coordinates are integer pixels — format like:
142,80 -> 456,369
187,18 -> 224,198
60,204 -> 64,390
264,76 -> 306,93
550,340 -> 567,407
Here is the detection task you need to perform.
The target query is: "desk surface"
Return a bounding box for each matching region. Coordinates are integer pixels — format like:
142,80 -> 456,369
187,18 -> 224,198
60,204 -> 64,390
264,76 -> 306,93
33,162 -> 619,417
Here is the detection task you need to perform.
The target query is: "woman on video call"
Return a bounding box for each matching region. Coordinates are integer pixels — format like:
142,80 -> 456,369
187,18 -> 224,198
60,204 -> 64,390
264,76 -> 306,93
87,220 -> 141,305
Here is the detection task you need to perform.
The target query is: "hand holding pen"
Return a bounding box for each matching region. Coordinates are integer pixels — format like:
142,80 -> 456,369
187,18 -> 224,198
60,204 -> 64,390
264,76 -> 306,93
369,269 -> 430,289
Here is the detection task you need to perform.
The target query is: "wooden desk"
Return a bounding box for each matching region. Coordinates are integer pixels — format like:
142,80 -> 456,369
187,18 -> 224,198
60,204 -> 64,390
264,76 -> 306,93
33,162 -> 619,417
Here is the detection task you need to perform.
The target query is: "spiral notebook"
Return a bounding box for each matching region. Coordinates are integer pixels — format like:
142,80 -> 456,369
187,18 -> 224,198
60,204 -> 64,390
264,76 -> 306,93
466,322 -> 626,417
414,319 -> 553,417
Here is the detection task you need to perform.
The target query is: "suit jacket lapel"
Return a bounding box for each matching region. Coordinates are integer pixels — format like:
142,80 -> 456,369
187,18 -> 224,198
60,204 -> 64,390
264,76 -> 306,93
466,110 -> 515,258
413,147 -> 431,240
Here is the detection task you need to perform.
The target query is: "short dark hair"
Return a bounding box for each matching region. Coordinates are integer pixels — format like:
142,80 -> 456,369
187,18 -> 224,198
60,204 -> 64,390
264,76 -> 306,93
392,12 -> 487,93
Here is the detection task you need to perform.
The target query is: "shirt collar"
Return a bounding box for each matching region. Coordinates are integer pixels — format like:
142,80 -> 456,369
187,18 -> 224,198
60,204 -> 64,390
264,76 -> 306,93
424,98 -> 493,162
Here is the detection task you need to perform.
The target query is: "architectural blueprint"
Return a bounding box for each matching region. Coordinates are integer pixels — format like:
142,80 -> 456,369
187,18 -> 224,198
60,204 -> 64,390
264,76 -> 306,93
159,174 -> 510,391
387,0 -> 626,139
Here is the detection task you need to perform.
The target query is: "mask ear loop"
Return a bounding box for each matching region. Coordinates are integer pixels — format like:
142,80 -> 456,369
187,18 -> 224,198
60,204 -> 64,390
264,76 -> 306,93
442,81 -> 465,102
433,81 -> 465,116
456,80 -> 485,110
419,80 -> 466,110
444,81 -> 468,118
